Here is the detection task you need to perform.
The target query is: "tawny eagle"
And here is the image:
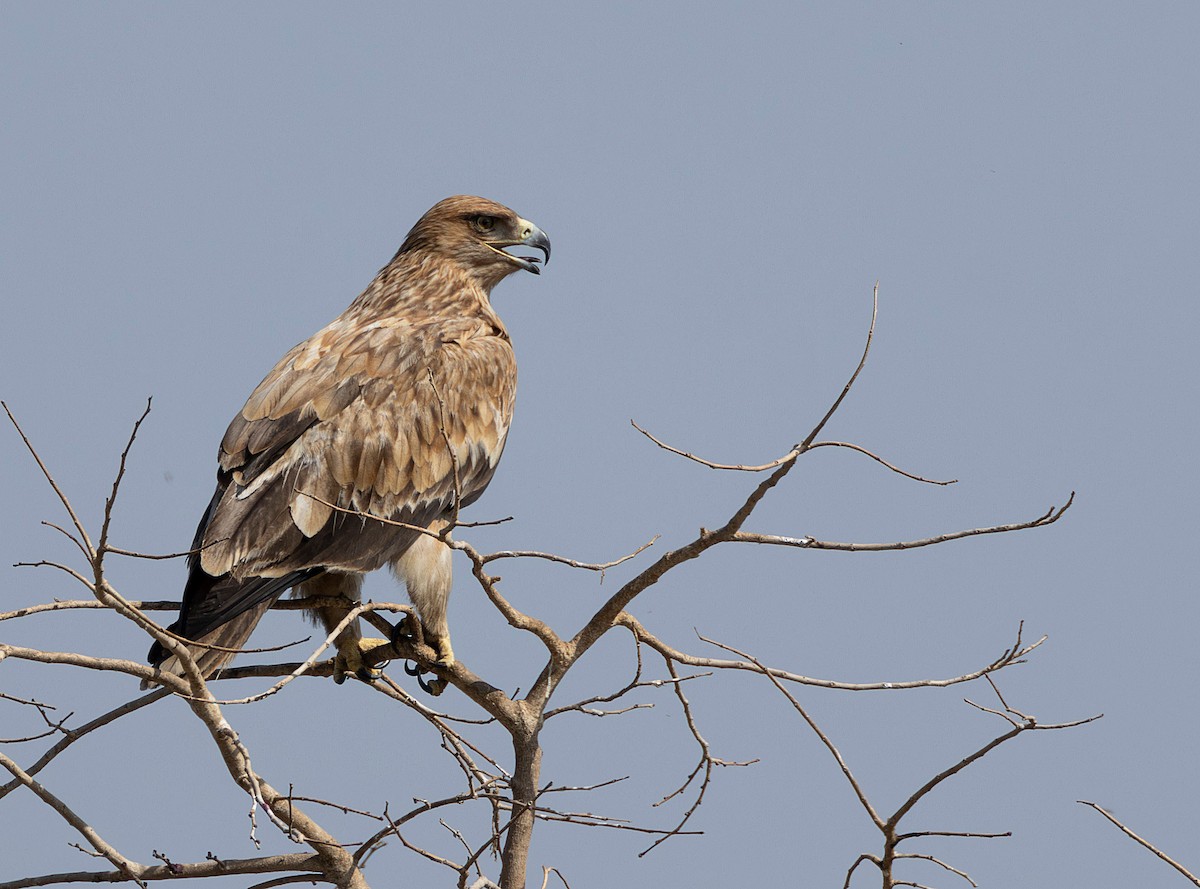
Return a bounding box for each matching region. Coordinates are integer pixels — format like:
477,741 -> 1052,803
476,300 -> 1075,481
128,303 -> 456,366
148,195 -> 549,684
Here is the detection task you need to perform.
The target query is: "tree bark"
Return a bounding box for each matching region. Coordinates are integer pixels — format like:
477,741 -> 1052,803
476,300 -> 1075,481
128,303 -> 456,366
499,720 -> 542,889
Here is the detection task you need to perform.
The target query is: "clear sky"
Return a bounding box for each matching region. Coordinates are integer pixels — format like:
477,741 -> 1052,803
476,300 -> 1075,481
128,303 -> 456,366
2,4 -> 1197,887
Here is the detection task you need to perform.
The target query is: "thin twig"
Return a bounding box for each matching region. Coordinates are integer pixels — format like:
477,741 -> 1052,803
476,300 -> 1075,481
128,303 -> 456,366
0,751 -> 147,886
2,402 -> 97,561
844,853 -> 882,889
628,418 -> 797,472
1079,801 -> 1200,886
629,283 -> 880,473
702,637 -> 885,831
800,282 -> 879,450
96,398 -> 153,560
807,440 -> 956,485
895,830 -> 1011,843
895,853 -> 977,887
639,658 -> 755,857
732,492 -> 1074,552
0,690 -> 170,800
480,536 -> 659,575
620,616 -> 1042,692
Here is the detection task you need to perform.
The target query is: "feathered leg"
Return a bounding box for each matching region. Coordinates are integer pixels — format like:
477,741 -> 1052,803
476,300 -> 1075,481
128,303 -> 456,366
297,572 -> 391,683
391,521 -> 455,667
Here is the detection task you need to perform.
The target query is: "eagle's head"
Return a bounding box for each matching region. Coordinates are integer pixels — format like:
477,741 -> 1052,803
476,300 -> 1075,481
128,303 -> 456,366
397,195 -> 551,289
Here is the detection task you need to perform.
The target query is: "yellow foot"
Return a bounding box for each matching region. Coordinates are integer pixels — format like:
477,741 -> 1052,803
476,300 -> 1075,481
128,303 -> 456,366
333,637 -> 394,685
427,634 -> 455,669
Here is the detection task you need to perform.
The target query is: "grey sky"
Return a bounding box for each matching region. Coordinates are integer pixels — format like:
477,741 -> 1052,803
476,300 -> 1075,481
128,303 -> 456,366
2,4 -> 1197,886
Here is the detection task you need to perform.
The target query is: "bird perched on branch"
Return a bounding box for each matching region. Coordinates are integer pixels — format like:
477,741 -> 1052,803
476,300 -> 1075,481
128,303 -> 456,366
147,195 -> 549,687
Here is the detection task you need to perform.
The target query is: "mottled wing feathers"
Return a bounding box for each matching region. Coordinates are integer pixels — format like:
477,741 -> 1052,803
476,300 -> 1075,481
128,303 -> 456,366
196,315 -> 515,590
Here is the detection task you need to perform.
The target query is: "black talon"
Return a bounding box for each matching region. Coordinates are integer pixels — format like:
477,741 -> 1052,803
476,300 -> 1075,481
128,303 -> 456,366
402,655 -> 447,696
356,664 -> 385,683
403,658 -> 443,695
390,616 -> 412,647
391,615 -> 445,695
417,672 -> 447,696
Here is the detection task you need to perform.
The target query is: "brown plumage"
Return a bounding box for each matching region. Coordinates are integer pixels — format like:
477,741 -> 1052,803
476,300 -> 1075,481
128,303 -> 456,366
147,196 -> 549,684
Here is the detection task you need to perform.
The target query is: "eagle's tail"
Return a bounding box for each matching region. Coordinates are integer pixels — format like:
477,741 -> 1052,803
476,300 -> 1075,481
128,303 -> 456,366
141,600 -> 272,689
143,565 -> 318,688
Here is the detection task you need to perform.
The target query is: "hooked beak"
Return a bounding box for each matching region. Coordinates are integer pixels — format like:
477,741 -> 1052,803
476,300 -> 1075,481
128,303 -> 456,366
487,217 -> 551,275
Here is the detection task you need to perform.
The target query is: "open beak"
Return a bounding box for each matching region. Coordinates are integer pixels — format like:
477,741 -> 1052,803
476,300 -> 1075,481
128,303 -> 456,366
487,218 -> 551,275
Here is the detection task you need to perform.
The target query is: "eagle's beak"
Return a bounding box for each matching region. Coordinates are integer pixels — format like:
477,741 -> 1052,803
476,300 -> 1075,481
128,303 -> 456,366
512,218 -> 551,275
488,219 -> 551,275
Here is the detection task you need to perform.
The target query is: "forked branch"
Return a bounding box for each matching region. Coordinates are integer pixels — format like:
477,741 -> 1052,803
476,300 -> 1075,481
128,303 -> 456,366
710,637 -> 1096,889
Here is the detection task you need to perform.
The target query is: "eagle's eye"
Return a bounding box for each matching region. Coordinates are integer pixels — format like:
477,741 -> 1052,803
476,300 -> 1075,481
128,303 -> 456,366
473,215 -> 496,233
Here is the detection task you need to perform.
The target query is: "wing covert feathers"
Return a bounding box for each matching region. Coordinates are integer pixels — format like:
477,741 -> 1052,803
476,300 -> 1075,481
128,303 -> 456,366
198,318 -> 514,580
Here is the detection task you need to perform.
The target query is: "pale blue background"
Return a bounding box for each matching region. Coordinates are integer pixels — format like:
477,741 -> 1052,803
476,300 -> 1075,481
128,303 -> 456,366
2,4 -> 1197,887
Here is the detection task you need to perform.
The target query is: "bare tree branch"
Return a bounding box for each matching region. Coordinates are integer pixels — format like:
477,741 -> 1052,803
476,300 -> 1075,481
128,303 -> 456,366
1,600 -> 181,621
629,283 -> 881,474
0,691 -> 168,800
622,433 -> 955,486
638,657 -> 757,857
479,535 -> 659,575
704,636 -> 1097,889
1079,801 -> 1200,886
732,492 -> 1074,552
96,398 -> 153,561
3,401 -> 98,564
890,702 -> 1100,830
0,751 -> 147,886
618,615 -> 1042,692
0,854 -> 323,889
844,852 -> 883,888
701,638 -> 885,831
895,852 -> 978,887
806,440 -> 957,484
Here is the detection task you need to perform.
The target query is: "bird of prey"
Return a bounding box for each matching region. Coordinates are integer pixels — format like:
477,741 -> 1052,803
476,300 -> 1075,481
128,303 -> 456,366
147,195 -> 549,685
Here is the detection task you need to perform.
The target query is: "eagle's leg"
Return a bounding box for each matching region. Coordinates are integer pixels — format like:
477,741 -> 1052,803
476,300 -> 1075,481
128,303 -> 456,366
297,572 -> 391,683
391,523 -> 455,667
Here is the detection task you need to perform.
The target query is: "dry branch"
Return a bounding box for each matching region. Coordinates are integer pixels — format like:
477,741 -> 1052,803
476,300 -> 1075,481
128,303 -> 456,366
704,636 -> 1097,889
0,854 -> 323,889
733,492 -> 1074,553
0,751 -> 146,886
1079,801 -> 1200,886
618,615 -> 1042,692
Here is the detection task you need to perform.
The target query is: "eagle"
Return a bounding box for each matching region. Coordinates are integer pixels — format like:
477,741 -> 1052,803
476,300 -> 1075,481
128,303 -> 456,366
147,195 -> 549,686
